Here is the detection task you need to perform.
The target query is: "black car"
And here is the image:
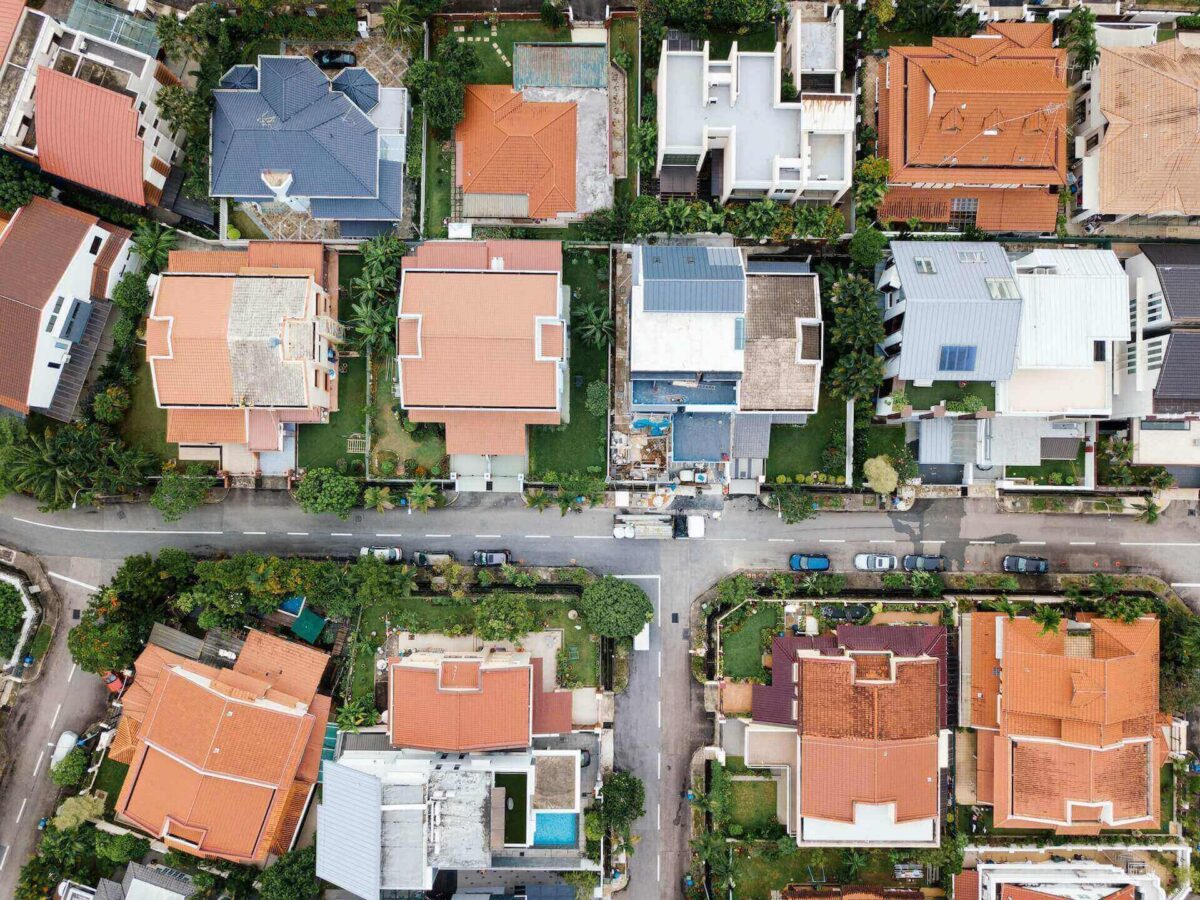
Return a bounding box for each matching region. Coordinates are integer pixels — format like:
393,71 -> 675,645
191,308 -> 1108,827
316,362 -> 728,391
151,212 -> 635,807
1002,555 -> 1050,575
313,49 -> 357,70
903,554 -> 946,572
819,603 -> 870,623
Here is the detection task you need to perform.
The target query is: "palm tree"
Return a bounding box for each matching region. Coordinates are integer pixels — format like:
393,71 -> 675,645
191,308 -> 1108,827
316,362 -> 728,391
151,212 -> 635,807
1032,604 -> 1063,635
741,199 -> 782,240
663,198 -> 692,234
132,221 -> 177,274
1089,572 -> 1119,599
350,299 -> 394,356
363,486 -> 395,513
985,596 -> 1019,619
1134,498 -> 1161,524
406,478 -> 440,512
380,0 -> 423,48
696,202 -> 726,234
9,429 -> 80,509
572,302 -> 613,348
525,489 -> 554,512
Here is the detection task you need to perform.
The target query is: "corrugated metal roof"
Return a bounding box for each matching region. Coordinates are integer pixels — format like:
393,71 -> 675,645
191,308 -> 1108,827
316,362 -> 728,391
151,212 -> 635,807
731,413 -> 773,458
897,299 -> 1021,381
148,622 -> 203,659
316,762 -> 384,899
636,244 -> 745,313
513,42 -> 608,90
1011,248 -> 1127,368
890,241 -> 1014,301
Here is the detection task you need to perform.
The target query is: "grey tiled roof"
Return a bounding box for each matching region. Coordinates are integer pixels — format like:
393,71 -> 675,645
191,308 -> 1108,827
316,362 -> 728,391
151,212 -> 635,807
220,64 -> 259,89
1140,244 -> 1200,320
211,56 -> 379,200
311,160 -> 405,221
731,413 -> 773,458
332,67 -> 380,113
636,245 -> 745,313
1154,331 -> 1200,413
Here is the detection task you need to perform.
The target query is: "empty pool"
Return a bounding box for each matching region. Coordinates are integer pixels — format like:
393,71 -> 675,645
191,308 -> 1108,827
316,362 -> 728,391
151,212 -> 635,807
533,812 -> 578,847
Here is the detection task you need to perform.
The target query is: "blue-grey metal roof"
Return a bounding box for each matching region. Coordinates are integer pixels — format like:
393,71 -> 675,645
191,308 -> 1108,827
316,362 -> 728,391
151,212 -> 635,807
636,245 -> 745,313
526,887 -> 576,900
731,413 -> 773,459
513,42 -> 608,89
316,762 -> 382,900
211,56 -> 380,201
890,241 -> 1022,382
746,258 -> 811,275
220,64 -> 259,90
332,67 -> 380,113
311,160 -> 404,221
338,220 -> 399,239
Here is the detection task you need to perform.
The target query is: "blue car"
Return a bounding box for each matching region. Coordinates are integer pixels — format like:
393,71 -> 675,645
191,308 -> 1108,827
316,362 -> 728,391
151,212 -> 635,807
789,553 -> 830,572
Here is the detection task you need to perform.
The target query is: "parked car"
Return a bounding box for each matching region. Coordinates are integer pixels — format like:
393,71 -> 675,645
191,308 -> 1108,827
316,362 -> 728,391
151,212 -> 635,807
473,550 -> 510,566
1002,555 -> 1050,575
101,671 -> 126,694
789,553 -> 830,572
50,730 -> 79,768
412,551 -> 455,567
359,546 -> 403,562
820,603 -> 871,623
854,553 -> 897,571
312,49 -> 357,69
903,554 -> 946,572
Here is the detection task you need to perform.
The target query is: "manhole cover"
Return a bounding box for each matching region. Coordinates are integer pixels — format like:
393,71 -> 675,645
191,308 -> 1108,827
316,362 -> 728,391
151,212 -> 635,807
671,613 -> 679,624
73,609 -> 81,620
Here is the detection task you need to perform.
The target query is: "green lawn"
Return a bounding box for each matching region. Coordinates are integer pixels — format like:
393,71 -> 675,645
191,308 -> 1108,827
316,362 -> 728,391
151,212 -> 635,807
609,16 -> 640,203
27,623 -> 50,660
94,757 -> 129,812
730,780 -> 777,830
732,847 -> 898,898
721,605 -> 781,680
121,356 -> 172,464
862,424 -> 906,461
456,19 -> 571,84
1162,763 -> 1175,824
875,29 -> 935,48
1005,444 -> 1086,485
240,37 -> 281,64
766,400 -> 847,479
298,355 -> 368,471
528,251 -> 609,478
905,380 -> 996,411
494,772 -> 529,843
424,134 -> 453,239
708,24 -> 778,59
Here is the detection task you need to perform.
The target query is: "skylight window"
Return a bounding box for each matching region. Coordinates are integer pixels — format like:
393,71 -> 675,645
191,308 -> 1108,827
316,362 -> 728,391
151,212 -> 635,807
957,250 -> 985,264
986,277 -> 1020,300
938,345 -> 977,372
914,257 -> 936,274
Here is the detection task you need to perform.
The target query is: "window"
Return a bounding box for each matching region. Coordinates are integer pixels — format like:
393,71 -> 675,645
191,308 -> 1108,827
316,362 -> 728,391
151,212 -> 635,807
938,345 -> 977,372
1142,420 -> 1188,431
1086,133 -> 1100,152
734,317 -> 745,350
950,197 -> 978,228
52,297 -> 64,314
1147,290 -> 1165,323
1093,340 -> 1107,362
137,125 -> 145,138
986,277 -> 1020,300
48,361 -> 60,370
1075,100 -> 1086,125
138,102 -> 146,114
45,315 -> 57,333
957,249 -> 985,264
913,257 -> 936,274
88,236 -> 102,255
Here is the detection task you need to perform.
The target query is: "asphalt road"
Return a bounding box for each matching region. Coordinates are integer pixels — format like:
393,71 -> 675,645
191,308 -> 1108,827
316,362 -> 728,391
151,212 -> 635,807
0,490 -> 1197,899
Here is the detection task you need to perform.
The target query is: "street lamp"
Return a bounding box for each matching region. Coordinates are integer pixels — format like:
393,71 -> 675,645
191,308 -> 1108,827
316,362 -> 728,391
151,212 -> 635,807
70,488 -> 85,509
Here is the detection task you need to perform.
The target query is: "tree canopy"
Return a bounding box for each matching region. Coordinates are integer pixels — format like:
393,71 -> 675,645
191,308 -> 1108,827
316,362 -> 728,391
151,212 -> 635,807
473,593 -> 536,642
295,467 -> 361,518
579,576 -> 653,638
259,846 -> 320,900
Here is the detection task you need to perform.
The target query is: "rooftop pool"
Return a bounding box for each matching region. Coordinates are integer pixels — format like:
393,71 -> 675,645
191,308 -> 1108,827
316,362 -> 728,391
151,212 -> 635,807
533,811 -> 577,847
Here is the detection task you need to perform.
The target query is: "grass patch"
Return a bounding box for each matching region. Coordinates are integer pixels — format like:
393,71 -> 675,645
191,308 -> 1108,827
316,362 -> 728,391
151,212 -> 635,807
863,424 -> 906,461
423,135 -> 453,239
730,780 -> 777,830
905,381 -> 996,411
240,37 -> 281,64
27,623 -> 51,660
370,360 -> 446,475
766,401 -> 847,478
721,605 -> 782,680
94,757 -> 129,813
121,356 -> 172,464
732,847 -> 898,898
708,23 -> 778,58
875,29 -> 935,47
494,772 -> 529,844
458,19 -> 571,84
528,251 -> 609,478
228,207 -> 268,240
1005,444 -> 1086,485
298,355 -> 368,471
1162,763 -> 1175,823
610,16 -> 640,202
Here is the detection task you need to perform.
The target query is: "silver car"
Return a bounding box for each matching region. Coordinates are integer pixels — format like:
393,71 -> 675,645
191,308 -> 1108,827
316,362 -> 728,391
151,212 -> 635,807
359,546 -> 403,562
854,552 -> 898,571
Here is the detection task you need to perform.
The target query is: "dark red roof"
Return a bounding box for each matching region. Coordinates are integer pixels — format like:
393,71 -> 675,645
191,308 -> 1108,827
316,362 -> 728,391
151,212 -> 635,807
751,634 -> 839,726
838,624 -> 949,727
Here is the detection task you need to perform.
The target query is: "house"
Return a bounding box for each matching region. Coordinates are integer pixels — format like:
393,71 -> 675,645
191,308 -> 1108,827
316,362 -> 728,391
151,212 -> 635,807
212,56 -> 407,239
317,650 -> 595,896
954,859 -> 1182,900
877,22 -> 1067,233
1072,38 -> 1200,223
58,864 -> 199,900
0,0 -> 184,209
455,42 -> 612,222
145,242 -> 343,477
1117,245 -> 1200,471
387,650 -> 573,752
0,196 -> 133,420
623,245 -> 823,491
743,624 -> 948,846
655,2 -> 854,203
879,242 -> 1127,485
959,612 -> 1174,833
395,240 -> 568,491
108,630 -> 332,864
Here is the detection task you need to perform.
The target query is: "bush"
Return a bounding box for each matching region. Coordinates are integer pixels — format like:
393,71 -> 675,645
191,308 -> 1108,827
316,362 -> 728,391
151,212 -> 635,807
541,0 -> 565,28
151,462 -> 217,523
849,224 -> 888,273
579,576 -> 653,638
473,593 -> 535,642
864,456 -> 899,495
111,272 -> 151,320
294,468 -> 361,518
585,380 -> 609,418
50,748 -> 89,788
91,386 -> 130,425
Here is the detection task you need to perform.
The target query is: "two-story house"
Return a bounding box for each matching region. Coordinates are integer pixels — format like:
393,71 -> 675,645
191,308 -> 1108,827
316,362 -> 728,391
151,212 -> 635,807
0,0 -> 184,208
0,196 -> 132,420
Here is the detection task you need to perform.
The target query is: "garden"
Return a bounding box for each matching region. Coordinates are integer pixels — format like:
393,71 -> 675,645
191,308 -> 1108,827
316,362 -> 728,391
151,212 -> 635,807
296,354 -> 368,472
900,381 -> 996,412
765,401 -> 848,483
120,358 -> 173,465
719,604 -> 781,681
1004,443 -> 1086,486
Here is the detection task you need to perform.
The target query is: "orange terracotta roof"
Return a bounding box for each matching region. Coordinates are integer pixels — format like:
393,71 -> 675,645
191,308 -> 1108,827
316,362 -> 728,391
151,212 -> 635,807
167,250 -> 250,274
114,631 -> 332,864
148,276 -> 235,406
879,186 -> 1059,232
35,67 -> 145,206
1094,40 -> 1200,216
878,22 -> 1066,229
800,735 -> 939,823
954,872 -> 980,900
398,270 -> 561,409
0,0 -> 25,66
1004,739 -> 1154,826
166,409 -> 247,445
799,655 -> 939,741
389,656 -> 532,751
403,239 -> 563,272
456,84 -> 577,219
968,611 -> 1002,729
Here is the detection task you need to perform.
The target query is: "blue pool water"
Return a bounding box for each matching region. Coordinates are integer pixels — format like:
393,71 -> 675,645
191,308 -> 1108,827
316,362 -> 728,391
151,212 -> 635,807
278,596 -> 305,615
533,812 -> 578,847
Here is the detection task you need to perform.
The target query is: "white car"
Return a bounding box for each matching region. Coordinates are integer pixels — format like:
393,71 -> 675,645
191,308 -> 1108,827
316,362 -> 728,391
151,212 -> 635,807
50,730 -> 79,768
359,546 -> 402,562
854,553 -> 898,572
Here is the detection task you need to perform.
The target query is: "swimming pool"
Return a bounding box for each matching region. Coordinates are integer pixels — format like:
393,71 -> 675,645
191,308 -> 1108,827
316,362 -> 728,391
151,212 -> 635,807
533,812 -> 578,847
278,596 -> 305,616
